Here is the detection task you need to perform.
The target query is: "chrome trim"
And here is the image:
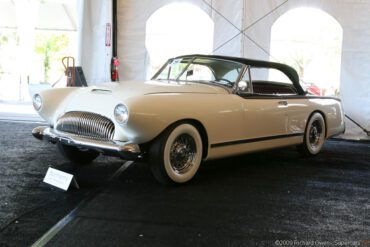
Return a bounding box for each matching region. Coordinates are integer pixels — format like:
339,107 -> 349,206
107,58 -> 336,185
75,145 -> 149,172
32,94 -> 43,112
55,111 -> 115,141
32,126 -> 141,159
247,65 -> 253,94
114,104 -> 129,125
232,65 -> 248,94
170,133 -> 197,175
153,56 -> 245,94
175,56 -> 196,81
210,132 -> 304,148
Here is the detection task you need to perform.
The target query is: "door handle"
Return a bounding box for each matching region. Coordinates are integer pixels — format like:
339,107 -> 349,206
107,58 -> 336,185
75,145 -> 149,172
278,100 -> 288,106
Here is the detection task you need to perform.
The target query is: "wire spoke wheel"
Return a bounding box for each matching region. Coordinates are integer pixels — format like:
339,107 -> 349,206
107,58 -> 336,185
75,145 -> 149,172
169,134 -> 197,174
298,112 -> 326,156
149,123 -> 203,184
308,120 -> 323,150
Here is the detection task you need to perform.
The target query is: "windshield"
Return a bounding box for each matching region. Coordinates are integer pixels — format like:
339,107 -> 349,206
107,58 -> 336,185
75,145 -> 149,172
153,57 -> 245,88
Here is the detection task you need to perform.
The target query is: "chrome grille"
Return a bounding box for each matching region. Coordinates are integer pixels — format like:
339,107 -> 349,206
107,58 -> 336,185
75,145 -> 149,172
55,111 -> 115,140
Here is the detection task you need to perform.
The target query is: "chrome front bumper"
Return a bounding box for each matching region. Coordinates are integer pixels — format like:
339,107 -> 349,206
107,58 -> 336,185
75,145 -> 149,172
32,126 -> 142,160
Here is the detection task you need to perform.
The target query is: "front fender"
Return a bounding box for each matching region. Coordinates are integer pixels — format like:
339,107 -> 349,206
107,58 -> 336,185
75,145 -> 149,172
37,87 -> 80,125
121,93 -> 244,145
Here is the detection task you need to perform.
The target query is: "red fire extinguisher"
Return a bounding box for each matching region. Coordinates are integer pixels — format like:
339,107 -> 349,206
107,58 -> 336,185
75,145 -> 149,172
111,56 -> 119,81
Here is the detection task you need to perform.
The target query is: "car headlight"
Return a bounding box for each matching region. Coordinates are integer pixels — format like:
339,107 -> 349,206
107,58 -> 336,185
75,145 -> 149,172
114,104 -> 129,124
32,94 -> 42,111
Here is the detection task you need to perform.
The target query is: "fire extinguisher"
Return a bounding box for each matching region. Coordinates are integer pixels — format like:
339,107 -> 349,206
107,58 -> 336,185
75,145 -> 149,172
111,56 -> 119,81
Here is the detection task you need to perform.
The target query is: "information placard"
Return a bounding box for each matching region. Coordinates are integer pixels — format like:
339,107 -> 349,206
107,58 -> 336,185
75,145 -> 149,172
43,167 -> 79,191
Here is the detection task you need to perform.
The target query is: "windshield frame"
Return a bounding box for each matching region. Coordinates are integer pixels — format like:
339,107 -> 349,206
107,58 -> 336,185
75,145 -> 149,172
152,56 -> 246,91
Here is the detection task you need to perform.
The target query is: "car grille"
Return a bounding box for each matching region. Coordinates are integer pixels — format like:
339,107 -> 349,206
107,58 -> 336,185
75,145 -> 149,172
55,111 -> 115,141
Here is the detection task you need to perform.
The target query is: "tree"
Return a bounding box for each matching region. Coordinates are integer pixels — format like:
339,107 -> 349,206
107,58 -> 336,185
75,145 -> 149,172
284,51 -> 313,81
35,33 -> 69,82
0,31 -> 18,79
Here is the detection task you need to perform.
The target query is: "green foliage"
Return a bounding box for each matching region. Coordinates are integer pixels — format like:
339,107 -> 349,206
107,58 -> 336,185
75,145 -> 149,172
35,33 -> 69,82
334,88 -> 340,96
0,31 -> 18,79
0,35 -> 9,45
0,32 -> 19,46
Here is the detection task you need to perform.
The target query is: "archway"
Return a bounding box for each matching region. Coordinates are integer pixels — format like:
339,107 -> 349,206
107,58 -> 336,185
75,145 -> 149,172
270,8 -> 343,96
145,3 -> 214,78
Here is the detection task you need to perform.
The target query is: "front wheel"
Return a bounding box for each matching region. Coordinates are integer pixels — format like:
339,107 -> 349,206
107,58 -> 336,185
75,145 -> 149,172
149,123 -> 203,185
297,112 -> 326,156
57,143 -> 99,165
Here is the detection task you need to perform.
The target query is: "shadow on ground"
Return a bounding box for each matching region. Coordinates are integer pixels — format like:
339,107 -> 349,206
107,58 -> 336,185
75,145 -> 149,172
0,121 -> 123,246
48,140 -> 370,247
0,121 -> 369,246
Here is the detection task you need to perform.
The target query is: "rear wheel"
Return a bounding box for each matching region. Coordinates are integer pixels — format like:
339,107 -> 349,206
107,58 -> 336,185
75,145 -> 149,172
149,123 -> 203,185
57,143 -> 99,165
297,112 -> 326,156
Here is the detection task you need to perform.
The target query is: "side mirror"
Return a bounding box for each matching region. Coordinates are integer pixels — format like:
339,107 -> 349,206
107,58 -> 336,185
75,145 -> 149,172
238,81 -> 248,91
186,70 -> 194,77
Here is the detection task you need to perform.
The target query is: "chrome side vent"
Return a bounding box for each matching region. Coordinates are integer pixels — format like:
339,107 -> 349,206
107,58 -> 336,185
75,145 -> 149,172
55,111 -> 115,141
91,88 -> 112,94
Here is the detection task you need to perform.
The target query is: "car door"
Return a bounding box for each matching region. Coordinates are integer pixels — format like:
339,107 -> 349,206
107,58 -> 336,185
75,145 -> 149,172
282,96 -> 312,135
238,67 -> 292,140
240,94 -> 289,140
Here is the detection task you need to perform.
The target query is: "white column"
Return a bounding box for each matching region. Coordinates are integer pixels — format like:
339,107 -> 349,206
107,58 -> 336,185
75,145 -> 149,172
77,0 -> 112,85
14,0 -> 39,100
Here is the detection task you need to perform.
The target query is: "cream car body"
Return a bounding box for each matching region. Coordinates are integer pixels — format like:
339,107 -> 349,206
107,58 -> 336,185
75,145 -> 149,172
32,55 -> 345,184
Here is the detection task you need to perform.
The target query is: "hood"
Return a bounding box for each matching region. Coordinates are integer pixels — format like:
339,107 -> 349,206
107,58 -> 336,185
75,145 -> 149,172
82,80 -> 229,99
61,80 -> 228,118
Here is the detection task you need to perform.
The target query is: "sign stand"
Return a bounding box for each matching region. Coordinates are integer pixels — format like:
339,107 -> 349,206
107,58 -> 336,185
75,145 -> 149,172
43,167 -> 79,191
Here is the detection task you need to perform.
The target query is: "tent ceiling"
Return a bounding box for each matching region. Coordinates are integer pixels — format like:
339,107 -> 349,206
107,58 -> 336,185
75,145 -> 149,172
0,0 -> 76,31
36,2 -> 76,31
0,1 -> 16,28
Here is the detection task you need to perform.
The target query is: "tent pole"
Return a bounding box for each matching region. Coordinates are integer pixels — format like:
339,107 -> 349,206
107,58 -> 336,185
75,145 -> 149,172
241,0 -> 246,57
111,0 -> 119,81
112,0 -> 117,58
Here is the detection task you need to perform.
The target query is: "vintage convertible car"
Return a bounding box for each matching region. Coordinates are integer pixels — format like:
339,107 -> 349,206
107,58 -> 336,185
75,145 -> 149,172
32,55 -> 345,184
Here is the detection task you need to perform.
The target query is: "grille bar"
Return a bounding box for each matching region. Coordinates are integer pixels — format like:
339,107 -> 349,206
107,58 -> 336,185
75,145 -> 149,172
55,111 -> 115,141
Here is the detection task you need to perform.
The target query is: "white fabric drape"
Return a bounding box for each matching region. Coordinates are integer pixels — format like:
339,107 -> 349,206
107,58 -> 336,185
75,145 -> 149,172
77,0 -> 112,85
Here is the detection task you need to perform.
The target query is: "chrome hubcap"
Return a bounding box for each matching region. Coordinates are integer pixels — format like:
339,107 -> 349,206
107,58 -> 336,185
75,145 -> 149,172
309,120 -> 322,148
170,134 -> 197,174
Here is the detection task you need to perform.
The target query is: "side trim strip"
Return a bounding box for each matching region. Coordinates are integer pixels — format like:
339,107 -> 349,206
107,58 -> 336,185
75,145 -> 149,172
210,133 -> 304,148
236,94 -> 342,102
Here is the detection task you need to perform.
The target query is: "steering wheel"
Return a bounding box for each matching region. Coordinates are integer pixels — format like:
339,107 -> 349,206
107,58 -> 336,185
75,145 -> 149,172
217,78 -> 232,85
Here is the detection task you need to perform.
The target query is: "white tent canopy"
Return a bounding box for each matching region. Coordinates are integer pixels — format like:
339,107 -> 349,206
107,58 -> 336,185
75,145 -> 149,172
0,0 -> 76,30
36,1 -> 76,31
0,0 -> 17,28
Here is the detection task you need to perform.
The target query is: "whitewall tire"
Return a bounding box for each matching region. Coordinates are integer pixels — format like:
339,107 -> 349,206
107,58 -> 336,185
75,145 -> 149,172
298,112 -> 326,156
149,123 -> 203,185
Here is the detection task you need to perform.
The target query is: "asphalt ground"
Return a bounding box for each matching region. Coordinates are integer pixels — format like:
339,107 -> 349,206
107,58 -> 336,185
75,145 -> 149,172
0,121 -> 123,246
0,121 -> 369,246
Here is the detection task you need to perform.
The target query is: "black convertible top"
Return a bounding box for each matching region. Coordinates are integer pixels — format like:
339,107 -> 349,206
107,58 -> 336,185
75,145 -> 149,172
174,54 -> 305,95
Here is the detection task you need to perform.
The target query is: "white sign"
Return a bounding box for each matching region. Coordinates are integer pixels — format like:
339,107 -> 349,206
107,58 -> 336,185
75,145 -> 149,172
43,167 -> 79,191
105,23 -> 111,47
